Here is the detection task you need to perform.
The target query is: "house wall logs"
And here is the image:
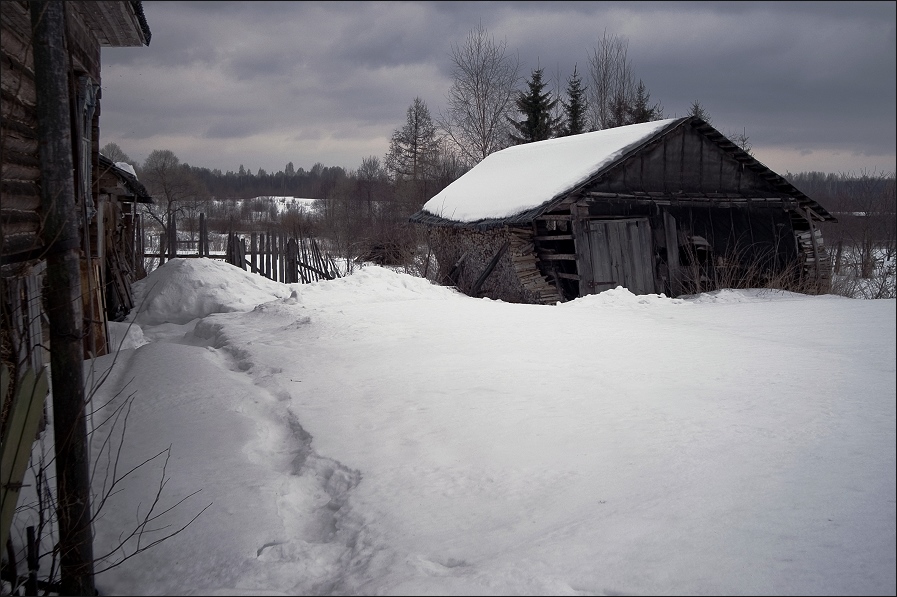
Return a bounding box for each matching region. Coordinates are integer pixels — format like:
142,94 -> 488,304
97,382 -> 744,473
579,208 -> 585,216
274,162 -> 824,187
1,1 -> 42,270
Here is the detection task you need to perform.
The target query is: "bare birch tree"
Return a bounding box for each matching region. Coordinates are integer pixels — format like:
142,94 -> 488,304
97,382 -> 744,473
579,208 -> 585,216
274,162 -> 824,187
587,31 -> 635,130
438,24 -> 519,164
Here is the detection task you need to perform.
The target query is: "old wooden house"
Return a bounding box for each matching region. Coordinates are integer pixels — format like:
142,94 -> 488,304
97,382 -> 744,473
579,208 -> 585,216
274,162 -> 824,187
411,117 -> 836,304
1,0 -> 151,372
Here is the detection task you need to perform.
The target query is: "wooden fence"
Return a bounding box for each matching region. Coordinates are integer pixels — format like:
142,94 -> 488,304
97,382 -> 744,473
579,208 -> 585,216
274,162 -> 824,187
142,214 -> 341,284
224,230 -> 341,284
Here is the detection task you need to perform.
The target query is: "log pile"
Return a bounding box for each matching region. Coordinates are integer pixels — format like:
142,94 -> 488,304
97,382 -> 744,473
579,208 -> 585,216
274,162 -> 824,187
508,228 -> 563,304
796,227 -> 832,293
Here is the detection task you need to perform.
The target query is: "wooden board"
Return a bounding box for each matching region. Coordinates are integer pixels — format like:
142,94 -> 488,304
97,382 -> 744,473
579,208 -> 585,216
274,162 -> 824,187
586,218 -> 656,295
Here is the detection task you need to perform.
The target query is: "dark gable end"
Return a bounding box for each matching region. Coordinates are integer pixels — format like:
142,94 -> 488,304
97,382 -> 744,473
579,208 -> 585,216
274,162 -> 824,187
581,117 -> 834,223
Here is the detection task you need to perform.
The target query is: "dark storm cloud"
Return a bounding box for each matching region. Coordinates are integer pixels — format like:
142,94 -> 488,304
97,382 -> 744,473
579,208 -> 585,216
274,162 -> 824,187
99,1 -> 895,176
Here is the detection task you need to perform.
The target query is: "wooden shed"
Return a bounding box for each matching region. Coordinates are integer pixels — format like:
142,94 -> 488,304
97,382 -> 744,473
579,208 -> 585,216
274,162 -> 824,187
411,117 -> 836,304
97,154 -> 152,321
1,0 -> 151,369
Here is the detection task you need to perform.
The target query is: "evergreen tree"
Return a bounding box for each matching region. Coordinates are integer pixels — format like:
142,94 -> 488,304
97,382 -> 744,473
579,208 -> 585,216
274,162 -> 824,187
508,67 -> 560,144
626,79 -> 663,124
559,65 -> 588,136
688,100 -> 711,124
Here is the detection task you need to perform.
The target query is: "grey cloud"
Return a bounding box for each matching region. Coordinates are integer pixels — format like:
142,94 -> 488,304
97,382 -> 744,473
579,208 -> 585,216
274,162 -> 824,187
99,1 -> 895,175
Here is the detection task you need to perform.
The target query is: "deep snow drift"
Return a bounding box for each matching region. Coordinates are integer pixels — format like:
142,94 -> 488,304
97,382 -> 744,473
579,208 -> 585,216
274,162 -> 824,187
16,258 -> 896,596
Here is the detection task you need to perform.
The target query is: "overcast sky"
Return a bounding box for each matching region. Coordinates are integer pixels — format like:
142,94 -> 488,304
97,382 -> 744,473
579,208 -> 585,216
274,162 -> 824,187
99,1 -> 896,178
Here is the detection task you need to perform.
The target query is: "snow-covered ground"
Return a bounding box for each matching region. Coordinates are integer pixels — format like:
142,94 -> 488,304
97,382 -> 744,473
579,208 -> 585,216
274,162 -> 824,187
14,258 -> 896,596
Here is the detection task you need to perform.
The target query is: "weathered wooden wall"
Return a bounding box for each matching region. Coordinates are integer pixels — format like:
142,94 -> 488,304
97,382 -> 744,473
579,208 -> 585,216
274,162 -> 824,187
428,226 -> 562,304
1,1 -> 42,269
596,122 -> 783,197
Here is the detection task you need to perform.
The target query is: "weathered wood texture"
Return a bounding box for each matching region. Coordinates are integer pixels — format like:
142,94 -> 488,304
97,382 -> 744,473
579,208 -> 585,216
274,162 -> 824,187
226,230 -> 341,284
1,1 -> 42,267
595,124 -> 769,197
428,226 -> 562,304
585,218 -> 656,294
415,117 -> 832,301
30,2 -> 95,593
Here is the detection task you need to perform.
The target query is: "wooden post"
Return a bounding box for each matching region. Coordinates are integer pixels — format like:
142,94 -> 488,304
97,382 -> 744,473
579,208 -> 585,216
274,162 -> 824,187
287,238 -> 298,283
198,212 -> 206,256
168,216 -> 177,261
250,232 -> 257,273
30,2 -> 95,593
278,234 -> 286,282
299,236 -> 310,283
663,210 -> 681,297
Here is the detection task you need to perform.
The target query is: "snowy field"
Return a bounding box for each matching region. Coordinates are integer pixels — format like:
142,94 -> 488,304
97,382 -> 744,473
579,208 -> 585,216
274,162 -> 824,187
46,259 -> 897,594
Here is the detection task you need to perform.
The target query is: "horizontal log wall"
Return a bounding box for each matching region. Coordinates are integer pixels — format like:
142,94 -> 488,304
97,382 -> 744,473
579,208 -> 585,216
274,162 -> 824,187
1,1 -> 42,270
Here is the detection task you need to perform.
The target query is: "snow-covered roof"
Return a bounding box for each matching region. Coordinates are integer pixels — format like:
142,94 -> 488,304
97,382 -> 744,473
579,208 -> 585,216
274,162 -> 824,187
98,153 -> 152,203
115,161 -> 138,178
420,118 -> 679,224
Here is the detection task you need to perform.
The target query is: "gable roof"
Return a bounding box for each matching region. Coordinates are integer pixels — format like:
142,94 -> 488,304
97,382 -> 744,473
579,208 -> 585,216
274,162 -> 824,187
412,116 -> 834,229
99,154 -> 153,203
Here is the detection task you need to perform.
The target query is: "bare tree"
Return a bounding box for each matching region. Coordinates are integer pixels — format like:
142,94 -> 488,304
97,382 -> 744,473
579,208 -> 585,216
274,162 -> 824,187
139,149 -> 209,259
100,141 -> 133,166
587,31 -> 634,130
356,155 -> 388,218
438,23 -> 519,164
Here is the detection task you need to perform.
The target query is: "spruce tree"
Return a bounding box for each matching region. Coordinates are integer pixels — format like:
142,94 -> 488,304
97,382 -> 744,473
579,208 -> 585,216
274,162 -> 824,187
626,79 -> 663,124
508,67 -> 560,144
688,100 -> 711,124
559,65 -> 588,136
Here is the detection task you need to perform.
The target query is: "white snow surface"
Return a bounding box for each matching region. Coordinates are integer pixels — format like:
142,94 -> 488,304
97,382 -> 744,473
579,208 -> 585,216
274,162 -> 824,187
68,259 -> 895,595
421,119 -> 676,222
114,161 -> 138,178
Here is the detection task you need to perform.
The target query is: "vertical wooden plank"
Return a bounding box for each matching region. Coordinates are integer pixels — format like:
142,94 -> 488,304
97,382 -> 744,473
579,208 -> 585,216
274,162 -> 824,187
618,221 -> 635,290
273,233 -> 279,282
663,210 -> 681,296
588,221 -> 614,293
286,238 -> 297,283
607,221 -> 626,289
298,237 -> 309,283
273,234 -> 278,280
636,219 -> 657,294
24,272 -> 44,371
250,232 -> 257,273
281,234 -> 287,282
571,207 -> 593,296
264,232 -> 271,278
7,278 -> 26,376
